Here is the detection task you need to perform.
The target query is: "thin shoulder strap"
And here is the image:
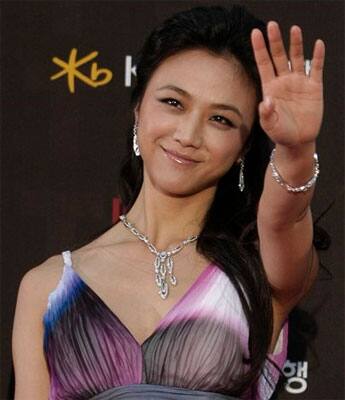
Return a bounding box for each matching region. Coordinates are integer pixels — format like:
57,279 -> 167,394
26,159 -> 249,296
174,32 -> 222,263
46,250 -> 73,312
62,250 -> 72,267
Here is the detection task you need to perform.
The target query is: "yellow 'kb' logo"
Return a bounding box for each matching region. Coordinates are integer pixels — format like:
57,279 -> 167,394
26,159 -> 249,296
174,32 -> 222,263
51,48 -> 113,93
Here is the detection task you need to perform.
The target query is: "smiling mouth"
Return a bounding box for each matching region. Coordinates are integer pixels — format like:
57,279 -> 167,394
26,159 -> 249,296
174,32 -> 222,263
162,147 -> 200,165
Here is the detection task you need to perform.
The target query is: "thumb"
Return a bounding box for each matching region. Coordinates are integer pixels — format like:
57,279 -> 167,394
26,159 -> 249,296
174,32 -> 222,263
259,96 -> 278,132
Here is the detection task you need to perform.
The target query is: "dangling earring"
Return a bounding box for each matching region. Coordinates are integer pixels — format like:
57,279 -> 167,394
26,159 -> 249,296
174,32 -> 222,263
238,158 -> 245,192
133,122 -> 140,156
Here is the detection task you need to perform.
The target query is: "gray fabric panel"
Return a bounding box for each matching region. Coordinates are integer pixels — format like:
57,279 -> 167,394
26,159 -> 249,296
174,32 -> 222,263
90,383 -> 238,399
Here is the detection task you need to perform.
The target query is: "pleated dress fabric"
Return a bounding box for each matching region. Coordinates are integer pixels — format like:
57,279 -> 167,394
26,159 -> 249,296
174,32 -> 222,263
43,250 -> 288,399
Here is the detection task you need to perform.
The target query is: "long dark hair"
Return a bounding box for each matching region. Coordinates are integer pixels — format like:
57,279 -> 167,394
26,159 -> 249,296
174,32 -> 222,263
118,4 -> 277,396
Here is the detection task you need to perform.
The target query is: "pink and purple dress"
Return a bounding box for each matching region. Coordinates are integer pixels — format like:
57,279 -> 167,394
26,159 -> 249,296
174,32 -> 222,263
43,250 -> 288,399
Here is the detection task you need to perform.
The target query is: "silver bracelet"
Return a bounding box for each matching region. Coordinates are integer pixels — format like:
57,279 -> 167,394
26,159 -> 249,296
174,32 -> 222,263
269,148 -> 320,193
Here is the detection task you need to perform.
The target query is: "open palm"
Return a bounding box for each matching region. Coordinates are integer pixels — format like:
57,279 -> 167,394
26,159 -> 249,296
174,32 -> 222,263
251,21 -> 325,147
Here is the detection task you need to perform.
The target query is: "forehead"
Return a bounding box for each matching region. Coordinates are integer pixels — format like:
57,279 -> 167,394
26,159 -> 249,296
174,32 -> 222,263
145,48 -> 256,112
151,49 -> 249,87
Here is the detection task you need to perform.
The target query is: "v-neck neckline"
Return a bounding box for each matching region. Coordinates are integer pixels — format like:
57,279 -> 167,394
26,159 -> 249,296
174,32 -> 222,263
68,258 -> 214,347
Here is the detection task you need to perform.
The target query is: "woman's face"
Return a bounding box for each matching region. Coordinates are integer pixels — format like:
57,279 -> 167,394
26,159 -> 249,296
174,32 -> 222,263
135,48 -> 257,197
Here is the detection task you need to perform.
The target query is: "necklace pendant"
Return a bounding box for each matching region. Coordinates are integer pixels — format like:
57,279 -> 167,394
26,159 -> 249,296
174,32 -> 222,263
159,263 -> 166,278
159,280 -> 168,299
155,273 -> 162,287
166,256 -> 173,272
154,255 -> 160,273
166,255 -> 177,286
169,274 -> 177,286
119,214 -> 199,301
155,252 -> 169,299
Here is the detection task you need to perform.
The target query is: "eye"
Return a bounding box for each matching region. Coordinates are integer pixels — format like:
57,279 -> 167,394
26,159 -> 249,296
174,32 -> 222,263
211,115 -> 235,128
159,97 -> 183,109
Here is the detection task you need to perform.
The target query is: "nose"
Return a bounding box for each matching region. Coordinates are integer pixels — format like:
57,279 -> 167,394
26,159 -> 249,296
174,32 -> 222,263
172,113 -> 203,148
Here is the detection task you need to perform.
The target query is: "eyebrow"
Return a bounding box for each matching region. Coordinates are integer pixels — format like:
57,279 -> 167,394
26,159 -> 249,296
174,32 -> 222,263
156,84 -> 243,119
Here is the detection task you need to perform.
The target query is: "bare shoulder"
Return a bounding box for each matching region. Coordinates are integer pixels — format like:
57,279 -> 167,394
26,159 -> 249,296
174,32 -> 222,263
66,221 -> 132,275
12,253 -> 67,399
21,221 -> 122,299
14,221 -> 124,335
21,221 -> 125,291
19,253 -> 66,311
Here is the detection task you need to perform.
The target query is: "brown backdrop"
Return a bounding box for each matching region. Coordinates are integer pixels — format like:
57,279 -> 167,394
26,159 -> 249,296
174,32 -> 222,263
1,1 -> 344,399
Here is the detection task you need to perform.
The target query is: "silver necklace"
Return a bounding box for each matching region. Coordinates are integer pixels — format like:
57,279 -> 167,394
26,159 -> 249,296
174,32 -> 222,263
119,214 -> 199,300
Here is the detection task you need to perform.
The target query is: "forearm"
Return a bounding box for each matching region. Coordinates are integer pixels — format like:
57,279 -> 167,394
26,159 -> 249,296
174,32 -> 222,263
258,141 -> 317,229
257,141 -> 319,295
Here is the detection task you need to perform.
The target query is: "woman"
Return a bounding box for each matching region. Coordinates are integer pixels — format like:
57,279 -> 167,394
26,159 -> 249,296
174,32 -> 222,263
12,4 -> 325,400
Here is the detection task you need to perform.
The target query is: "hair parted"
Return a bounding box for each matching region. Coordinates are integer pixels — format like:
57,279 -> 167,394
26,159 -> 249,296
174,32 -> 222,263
118,4 -> 282,397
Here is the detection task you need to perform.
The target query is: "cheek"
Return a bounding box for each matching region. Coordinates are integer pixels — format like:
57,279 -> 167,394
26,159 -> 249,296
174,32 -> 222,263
207,134 -> 243,170
137,123 -> 160,155
138,112 -> 171,147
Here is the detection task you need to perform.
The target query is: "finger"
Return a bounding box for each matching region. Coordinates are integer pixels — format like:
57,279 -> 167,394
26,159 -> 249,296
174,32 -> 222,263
289,25 -> 305,74
267,21 -> 290,76
251,28 -> 276,84
310,39 -> 325,83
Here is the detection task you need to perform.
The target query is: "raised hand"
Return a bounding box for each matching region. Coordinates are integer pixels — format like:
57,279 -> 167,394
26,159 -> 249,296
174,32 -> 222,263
251,21 -> 325,147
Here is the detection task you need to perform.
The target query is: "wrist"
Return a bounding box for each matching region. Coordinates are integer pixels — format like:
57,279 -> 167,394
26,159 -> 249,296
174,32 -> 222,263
274,142 -> 316,162
269,143 -> 319,192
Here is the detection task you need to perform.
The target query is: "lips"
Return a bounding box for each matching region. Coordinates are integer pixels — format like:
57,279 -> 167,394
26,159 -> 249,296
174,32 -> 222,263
162,147 -> 200,164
